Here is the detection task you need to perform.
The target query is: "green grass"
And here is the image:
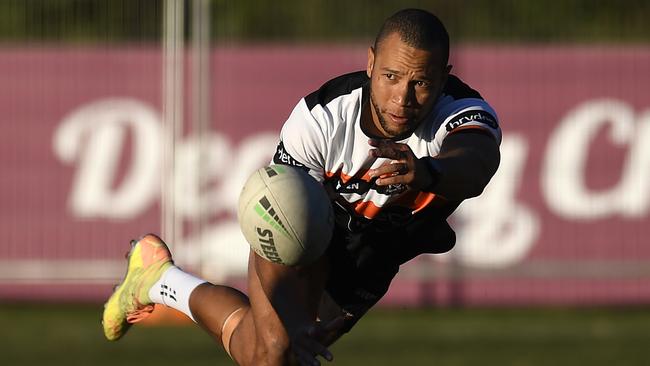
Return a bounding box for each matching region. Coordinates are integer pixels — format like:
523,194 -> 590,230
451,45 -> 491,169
2,303 -> 650,366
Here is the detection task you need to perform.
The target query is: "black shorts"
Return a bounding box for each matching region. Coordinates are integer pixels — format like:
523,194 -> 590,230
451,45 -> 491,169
324,202 -> 457,332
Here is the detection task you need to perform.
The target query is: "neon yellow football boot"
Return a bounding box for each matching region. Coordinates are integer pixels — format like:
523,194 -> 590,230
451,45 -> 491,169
102,234 -> 174,341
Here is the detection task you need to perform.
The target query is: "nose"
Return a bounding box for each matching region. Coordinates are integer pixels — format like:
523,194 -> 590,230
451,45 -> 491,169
392,82 -> 414,107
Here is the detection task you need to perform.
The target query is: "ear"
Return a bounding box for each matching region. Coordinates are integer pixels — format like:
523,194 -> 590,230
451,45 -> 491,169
366,46 -> 375,78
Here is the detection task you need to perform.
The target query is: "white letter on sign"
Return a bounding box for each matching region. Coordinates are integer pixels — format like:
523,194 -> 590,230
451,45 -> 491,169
53,98 -> 160,219
451,135 -> 539,268
542,99 -> 649,219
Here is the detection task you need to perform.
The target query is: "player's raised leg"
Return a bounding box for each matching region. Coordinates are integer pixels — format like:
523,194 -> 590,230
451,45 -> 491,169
102,234 -> 337,366
101,233 -> 248,342
102,233 -> 176,340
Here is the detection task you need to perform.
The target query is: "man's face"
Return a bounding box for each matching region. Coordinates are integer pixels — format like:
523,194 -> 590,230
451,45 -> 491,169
366,32 -> 450,139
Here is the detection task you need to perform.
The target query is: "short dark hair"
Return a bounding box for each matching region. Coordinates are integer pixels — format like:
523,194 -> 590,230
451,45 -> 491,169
373,9 -> 450,67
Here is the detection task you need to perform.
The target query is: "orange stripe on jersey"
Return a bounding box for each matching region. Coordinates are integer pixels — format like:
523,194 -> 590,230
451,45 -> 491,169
352,200 -> 383,218
326,166 -> 441,219
350,191 -> 438,219
391,191 -> 436,213
447,125 -> 493,136
410,192 -> 436,213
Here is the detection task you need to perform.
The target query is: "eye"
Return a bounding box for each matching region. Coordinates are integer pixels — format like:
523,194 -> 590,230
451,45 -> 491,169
384,73 -> 396,80
416,80 -> 430,88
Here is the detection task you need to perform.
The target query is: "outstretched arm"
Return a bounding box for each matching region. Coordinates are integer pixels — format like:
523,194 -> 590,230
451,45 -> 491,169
427,130 -> 500,200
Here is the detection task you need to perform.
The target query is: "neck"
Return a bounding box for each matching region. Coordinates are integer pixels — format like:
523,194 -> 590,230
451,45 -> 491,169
361,96 -> 386,138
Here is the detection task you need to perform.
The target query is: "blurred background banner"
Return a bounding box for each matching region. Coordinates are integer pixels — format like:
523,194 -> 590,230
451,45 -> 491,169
0,0 -> 649,306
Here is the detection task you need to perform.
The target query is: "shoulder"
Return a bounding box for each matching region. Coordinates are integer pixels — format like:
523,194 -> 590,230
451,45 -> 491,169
442,74 -> 484,100
277,71 -> 367,180
432,74 -> 501,143
284,70 -> 366,143
283,71 -> 366,135
304,71 -> 368,110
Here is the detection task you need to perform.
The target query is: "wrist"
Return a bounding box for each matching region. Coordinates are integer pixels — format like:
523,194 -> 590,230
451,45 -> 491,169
421,158 -> 442,193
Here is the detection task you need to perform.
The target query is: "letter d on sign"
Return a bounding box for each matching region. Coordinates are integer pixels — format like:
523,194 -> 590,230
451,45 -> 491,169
53,98 -> 161,219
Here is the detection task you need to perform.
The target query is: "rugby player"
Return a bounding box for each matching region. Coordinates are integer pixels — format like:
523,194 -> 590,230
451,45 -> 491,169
102,8 -> 501,366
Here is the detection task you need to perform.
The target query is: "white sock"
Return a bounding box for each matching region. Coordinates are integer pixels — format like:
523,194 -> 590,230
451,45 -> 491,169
148,266 -> 207,322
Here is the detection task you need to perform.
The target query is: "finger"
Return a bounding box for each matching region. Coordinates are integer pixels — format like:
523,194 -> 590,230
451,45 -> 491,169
369,163 -> 408,178
308,340 -> 333,362
303,329 -> 334,362
375,174 -> 408,186
369,147 -> 404,160
368,139 -> 405,159
368,138 -> 388,147
292,341 -> 317,365
293,347 -> 320,366
296,337 -> 333,363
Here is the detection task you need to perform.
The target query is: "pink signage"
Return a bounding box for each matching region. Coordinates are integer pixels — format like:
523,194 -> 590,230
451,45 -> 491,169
1,46 -> 649,305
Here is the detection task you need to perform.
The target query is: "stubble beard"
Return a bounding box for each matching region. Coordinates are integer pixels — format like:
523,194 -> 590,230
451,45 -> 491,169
370,93 -> 415,140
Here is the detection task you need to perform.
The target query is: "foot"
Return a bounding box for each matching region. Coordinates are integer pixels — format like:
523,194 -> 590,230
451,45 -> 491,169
102,234 -> 174,341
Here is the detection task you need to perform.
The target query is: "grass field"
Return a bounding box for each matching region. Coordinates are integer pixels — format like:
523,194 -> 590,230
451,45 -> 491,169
2,303 -> 650,366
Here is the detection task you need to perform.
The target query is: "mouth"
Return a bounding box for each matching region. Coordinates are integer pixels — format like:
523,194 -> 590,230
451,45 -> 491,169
387,113 -> 410,125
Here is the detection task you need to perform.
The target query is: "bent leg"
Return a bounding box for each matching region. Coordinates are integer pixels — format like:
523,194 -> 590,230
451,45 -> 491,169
187,282 -> 249,348
230,251 -> 329,365
185,250 -> 329,366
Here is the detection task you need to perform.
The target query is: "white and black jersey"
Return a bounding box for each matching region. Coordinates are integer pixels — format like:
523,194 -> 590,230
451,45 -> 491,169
272,71 -> 501,228
271,71 -> 501,323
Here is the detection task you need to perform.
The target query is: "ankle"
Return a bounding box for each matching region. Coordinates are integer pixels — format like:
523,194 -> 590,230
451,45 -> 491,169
147,266 -> 207,321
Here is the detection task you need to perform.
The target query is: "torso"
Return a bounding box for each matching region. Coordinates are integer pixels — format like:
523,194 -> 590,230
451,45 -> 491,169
273,71 -> 501,227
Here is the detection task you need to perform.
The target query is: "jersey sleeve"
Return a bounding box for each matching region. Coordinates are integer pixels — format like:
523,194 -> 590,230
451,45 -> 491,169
271,98 -> 328,182
433,98 -> 502,147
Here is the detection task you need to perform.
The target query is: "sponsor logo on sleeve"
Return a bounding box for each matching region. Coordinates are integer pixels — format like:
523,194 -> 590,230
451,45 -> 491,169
273,141 -> 309,171
445,110 -> 498,131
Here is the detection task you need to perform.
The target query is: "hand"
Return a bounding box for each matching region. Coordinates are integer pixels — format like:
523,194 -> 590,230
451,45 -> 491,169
290,316 -> 346,366
367,139 -> 434,190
